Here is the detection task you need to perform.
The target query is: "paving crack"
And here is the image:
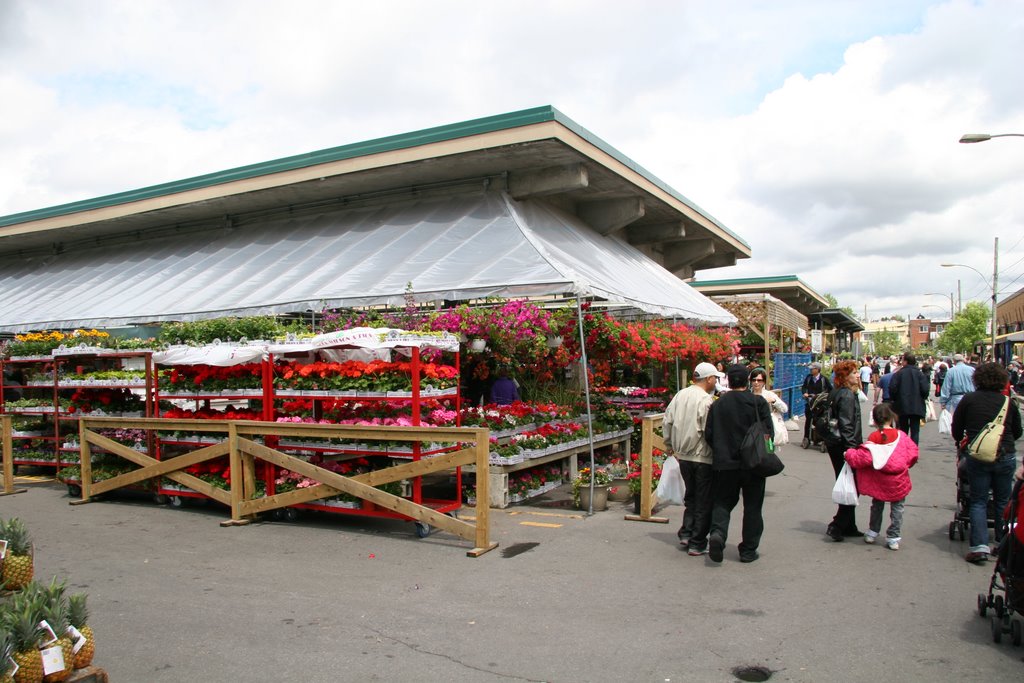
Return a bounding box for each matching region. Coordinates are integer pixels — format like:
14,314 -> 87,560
365,626 -> 547,682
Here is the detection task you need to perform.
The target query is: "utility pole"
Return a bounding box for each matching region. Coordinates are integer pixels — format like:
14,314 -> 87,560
957,280 -> 962,313
991,237 -> 999,360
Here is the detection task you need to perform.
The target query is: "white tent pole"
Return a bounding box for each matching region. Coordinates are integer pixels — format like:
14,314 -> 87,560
576,297 -> 597,515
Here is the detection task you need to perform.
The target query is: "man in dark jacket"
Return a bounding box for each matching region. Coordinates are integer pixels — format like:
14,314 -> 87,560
801,362 -> 832,445
889,352 -> 930,444
704,365 -> 774,563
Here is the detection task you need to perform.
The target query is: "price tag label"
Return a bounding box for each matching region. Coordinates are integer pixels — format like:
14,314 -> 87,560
37,620 -> 58,647
0,539 -> 7,559
40,646 -> 65,675
68,625 -> 87,654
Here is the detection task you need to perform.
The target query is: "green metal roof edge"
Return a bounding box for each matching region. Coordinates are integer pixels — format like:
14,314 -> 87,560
0,105 -> 748,249
691,275 -> 804,287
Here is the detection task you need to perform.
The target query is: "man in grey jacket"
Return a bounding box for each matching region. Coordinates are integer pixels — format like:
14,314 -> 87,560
662,362 -> 723,556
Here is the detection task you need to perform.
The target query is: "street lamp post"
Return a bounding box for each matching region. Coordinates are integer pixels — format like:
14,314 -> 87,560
923,292 -> 954,319
941,236 -> 998,360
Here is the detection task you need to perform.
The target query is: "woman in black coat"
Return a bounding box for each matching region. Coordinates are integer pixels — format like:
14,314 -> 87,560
825,360 -> 863,541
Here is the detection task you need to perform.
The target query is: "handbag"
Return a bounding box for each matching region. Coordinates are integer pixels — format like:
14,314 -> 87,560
832,462 -> 859,506
965,397 -> 1010,463
740,419 -> 785,477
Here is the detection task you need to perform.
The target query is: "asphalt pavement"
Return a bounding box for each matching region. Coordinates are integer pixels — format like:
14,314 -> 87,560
3,402 -> 1023,682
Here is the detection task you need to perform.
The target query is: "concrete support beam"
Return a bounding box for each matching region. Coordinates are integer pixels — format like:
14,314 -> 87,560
626,221 -> 686,246
664,239 -> 715,273
508,164 -> 589,199
578,197 -> 645,235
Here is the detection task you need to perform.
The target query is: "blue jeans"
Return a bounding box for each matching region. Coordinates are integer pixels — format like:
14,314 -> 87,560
965,451 -> 1017,551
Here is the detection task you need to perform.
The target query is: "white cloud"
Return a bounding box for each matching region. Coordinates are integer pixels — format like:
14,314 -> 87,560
0,0 -> 1022,324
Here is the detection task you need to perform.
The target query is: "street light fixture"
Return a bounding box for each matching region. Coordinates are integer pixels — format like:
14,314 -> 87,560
923,292 -> 954,318
941,236 -> 998,359
959,133 -> 1024,143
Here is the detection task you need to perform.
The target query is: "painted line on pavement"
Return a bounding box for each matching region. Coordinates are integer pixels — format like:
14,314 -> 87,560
518,521 -> 563,528
507,511 -> 583,519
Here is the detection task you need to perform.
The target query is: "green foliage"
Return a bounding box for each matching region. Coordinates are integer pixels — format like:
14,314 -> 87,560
937,301 -> 989,353
872,330 -> 903,357
158,317 -> 296,345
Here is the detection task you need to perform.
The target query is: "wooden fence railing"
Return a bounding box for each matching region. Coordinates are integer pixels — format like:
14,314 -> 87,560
70,417 -> 497,557
1,415 -> 28,497
623,413 -> 668,524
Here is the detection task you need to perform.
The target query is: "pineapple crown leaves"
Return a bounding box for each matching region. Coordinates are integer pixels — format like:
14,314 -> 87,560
67,594 -> 89,628
1,594 -> 47,650
0,632 -> 13,673
0,517 -> 32,555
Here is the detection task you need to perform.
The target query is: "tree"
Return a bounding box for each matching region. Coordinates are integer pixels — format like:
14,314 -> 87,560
823,292 -> 857,319
937,301 -> 989,354
872,330 -> 903,357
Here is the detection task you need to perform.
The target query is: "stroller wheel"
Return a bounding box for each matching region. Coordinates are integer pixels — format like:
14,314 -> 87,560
819,441 -> 827,453
978,593 -> 988,617
1011,619 -> 1022,647
949,522 -> 957,540
994,595 -> 1005,618
958,523 -> 966,541
801,437 -> 809,449
991,615 -> 1003,643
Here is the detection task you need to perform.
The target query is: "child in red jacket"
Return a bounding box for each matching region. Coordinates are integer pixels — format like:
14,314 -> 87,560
845,403 -> 920,551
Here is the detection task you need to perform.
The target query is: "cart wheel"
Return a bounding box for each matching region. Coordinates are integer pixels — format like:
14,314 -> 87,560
801,437 -> 809,449
978,593 -> 989,617
1011,619 -> 1022,646
169,496 -> 183,508
446,511 -> 458,520
414,522 -> 431,538
282,508 -> 300,522
819,442 -> 827,453
994,595 -> 1005,618
67,484 -> 82,498
949,521 -> 957,540
271,509 -> 286,521
153,494 -> 169,505
992,615 -> 1003,643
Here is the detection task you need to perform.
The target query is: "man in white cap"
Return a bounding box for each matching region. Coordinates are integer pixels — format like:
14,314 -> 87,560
940,353 -> 975,415
662,361 -> 723,556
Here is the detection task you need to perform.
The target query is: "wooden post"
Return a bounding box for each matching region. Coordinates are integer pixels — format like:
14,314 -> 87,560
469,428 -> 497,557
1,415 -> 27,496
223,422 -> 251,526
624,414 -> 668,523
78,419 -> 93,501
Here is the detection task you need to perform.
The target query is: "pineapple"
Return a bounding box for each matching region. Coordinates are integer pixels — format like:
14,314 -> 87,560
38,584 -> 73,683
1,631 -> 16,683
4,599 -> 45,683
66,595 -> 94,669
1,519 -> 34,591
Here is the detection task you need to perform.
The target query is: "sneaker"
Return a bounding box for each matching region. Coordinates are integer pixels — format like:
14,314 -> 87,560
863,533 -> 876,545
965,551 -> 988,564
826,524 -> 843,542
739,551 -> 759,563
886,540 -> 899,551
709,533 -> 724,563
687,544 -> 708,557
678,537 -> 690,548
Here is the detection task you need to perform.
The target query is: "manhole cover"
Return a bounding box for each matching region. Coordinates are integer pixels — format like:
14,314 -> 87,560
501,542 -> 539,558
732,665 -> 773,682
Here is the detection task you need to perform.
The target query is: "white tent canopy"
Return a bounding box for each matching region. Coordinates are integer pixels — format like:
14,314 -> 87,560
0,191 -> 736,332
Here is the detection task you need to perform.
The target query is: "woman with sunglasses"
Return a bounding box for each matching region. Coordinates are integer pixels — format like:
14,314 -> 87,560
749,367 -> 789,447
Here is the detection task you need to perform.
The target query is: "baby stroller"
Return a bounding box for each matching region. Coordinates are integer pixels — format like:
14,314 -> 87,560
949,457 -> 996,541
977,479 -> 1023,645
801,392 -> 829,453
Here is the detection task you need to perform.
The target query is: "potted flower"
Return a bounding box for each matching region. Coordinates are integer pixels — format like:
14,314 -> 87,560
572,466 -> 612,511
626,453 -> 663,514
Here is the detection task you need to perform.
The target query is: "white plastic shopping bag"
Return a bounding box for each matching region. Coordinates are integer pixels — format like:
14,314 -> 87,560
924,400 -> 937,422
655,456 -> 685,506
831,462 -> 859,506
938,408 -> 953,435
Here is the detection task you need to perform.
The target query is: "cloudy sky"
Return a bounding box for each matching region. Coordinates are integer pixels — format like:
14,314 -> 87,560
2,0 -> 1022,322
